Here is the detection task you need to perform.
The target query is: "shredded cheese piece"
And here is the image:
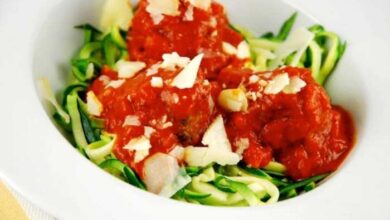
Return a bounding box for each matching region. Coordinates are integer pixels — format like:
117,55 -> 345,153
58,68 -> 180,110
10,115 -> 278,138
283,76 -> 307,94
151,77 -> 164,88
264,73 -> 290,95
169,146 -> 185,160
184,5 -> 194,21
146,63 -> 161,76
202,115 -> 232,151
171,53 -> 203,89
222,42 -> 238,55
249,75 -> 260,84
269,27 -> 315,69
123,115 -> 141,127
106,79 -> 125,89
116,60 -> 146,79
144,126 -> 156,138
124,136 -> 152,163
146,0 -> 180,24
187,0 -> 211,10
161,52 -> 190,71
86,91 -> 103,116
98,75 -> 111,86
222,41 -> 250,59
100,0 -> 133,31
237,41 -> 251,59
235,138 -> 249,157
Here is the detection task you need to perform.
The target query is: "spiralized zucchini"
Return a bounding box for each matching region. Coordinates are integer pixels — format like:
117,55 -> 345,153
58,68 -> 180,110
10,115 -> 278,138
40,7 -> 338,206
234,12 -> 346,85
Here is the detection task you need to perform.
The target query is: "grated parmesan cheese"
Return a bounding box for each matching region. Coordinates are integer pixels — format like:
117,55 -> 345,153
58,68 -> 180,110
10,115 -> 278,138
151,77 -> 164,88
264,73 -> 290,95
98,75 -> 111,86
183,5 -> 194,21
123,115 -> 141,127
124,136 -> 152,163
106,79 -> 125,89
161,52 -> 191,71
146,0 -> 180,24
144,126 -> 156,138
171,53 -> 203,89
237,41 -> 251,59
222,42 -> 238,55
248,75 -> 260,84
86,91 -> 103,116
116,60 -> 146,79
146,63 -> 161,76
283,76 -> 307,94
235,138 -> 249,157
187,0 -> 211,10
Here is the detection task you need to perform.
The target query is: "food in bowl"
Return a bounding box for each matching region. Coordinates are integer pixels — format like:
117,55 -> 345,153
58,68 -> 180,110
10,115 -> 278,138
40,0 -> 355,206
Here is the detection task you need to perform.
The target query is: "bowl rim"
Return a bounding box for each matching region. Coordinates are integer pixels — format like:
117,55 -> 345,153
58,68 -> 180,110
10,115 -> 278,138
0,0 -> 389,219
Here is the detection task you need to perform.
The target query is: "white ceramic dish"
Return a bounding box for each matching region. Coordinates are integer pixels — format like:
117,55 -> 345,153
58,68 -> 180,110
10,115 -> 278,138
1,0 -> 390,219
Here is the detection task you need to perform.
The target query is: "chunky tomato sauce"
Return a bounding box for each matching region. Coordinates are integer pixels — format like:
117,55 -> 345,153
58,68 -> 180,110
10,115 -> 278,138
128,0 -> 245,79
89,0 -> 354,180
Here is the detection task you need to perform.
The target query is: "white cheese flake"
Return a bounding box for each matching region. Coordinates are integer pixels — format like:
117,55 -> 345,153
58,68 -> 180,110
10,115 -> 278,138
160,91 -> 179,104
116,60 -> 146,78
146,63 -> 161,76
98,75 -> 111,86
184,146 -> 240,167
187,0 -> 211,10
169,145 -> 185,161
146,0 -> 180,25
161,115 -> 168,123
283,76 -> 307,94
172,93 -> 179,104
151,13 -> 164,25
123,136 -> 152,163
123,115 -> 141,127
259,79 -> 268,87
210,17 -> 217,27
86,91 -> 103,116
171,53 -> 204,89
100,0 -> 133,31
249,75 -> 260,84
218,88 -> 248,112
151,76 -> 164,88
106,79 -> 125,89
162,122 -> 173,129
202,115 -> 232,151
184,5 -> 194,21
269,27 -> 315,69
264,73 -> 290,95
222,42 -> 238,55
222,41 -> 250,59
144,126 -> 156,138
237,41 -> 251,59
246,91 -> 257,101
143,153 -> 180,194
235,138 -> 249,157
161,52 -> 190,71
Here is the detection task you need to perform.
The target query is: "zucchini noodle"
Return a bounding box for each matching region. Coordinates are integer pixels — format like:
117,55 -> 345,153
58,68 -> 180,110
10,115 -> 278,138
40,4 -> 343,207
234,13 -> 346,85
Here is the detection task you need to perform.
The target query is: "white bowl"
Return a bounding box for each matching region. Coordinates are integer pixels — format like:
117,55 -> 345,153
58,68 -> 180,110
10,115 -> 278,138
1,0 -> 390,219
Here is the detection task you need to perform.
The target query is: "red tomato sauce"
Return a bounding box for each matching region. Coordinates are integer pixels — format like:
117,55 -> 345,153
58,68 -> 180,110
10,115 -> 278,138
128,0 -> 245,79
221,67 -> 355,179
89,0 -> 355,180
